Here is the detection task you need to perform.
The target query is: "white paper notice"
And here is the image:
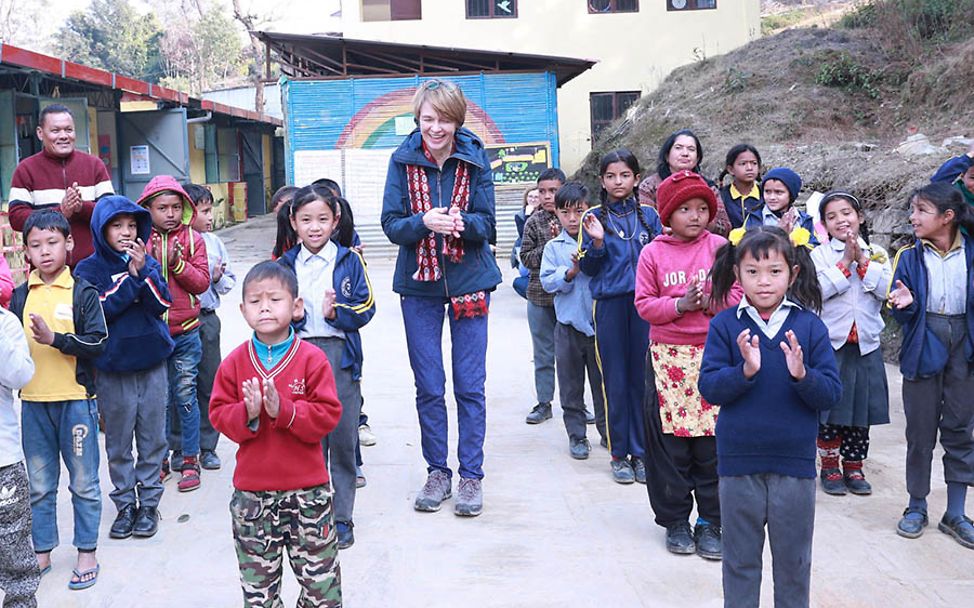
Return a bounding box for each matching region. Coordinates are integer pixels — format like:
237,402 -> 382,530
130,145 -> 150,175
293,150 -> 344,188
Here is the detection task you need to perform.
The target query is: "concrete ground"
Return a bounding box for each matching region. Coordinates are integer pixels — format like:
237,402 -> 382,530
33,214 -> 973,607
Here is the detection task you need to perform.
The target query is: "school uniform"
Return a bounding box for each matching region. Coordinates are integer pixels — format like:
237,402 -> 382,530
540,229 -> 606,443
743,205 -> 820,246
812,238 -> 892,469
719,182 -> 762,229
699,299 -> 842,608
521,208 -> 560,406
579,198 -> 662,460
891,233 -> 974,500
279,241 -> 375,527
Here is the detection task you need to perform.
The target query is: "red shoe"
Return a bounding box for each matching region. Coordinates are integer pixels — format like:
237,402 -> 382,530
177,456 -> 201,492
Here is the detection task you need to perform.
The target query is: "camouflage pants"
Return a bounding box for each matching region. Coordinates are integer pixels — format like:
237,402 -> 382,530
0,462 -> 40,608
230,485 -> 342,608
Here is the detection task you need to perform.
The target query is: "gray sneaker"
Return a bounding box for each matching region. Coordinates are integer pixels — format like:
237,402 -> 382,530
414,470 -> 452,512
454,477 -> 483,517
570,437 -> 591,460
525,402 -> 553,424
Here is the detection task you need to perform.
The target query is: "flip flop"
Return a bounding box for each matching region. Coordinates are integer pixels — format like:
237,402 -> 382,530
68,564 -> 99,591
39,564 -> 52,578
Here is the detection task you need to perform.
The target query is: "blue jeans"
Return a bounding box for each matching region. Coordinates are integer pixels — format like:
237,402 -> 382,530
401,295 -> 489,480
21,399 -> 102,552
167,329 -> 202,458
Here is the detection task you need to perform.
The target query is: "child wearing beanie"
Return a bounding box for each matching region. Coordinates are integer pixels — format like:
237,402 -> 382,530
744,167 -> 819,246
634,170 -> 743,559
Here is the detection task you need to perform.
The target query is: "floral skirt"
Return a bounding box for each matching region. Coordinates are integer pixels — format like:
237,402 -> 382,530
649,341 -> 718,437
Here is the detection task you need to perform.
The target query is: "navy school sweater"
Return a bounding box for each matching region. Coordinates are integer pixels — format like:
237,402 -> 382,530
74,195 -> 174,373
698,306 -> 842,478
578,198 -> 663,300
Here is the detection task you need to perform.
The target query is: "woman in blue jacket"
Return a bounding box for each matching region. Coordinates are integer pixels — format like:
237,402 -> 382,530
381,79 -> 501,518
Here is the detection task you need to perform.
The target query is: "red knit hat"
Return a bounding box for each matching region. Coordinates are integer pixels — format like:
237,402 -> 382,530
656,170 -> 717,227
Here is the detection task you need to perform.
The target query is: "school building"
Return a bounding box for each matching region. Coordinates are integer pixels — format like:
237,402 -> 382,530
257,31 -> 594,253
0,42 -> 283,281
337,0 -> 762,173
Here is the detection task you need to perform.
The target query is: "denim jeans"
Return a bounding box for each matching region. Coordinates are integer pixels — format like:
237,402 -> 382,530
166,329 -> 202,458
401,295 -> 489,480
21,399 -> 102,552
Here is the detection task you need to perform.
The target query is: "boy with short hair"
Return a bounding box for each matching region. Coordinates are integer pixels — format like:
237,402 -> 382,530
9,210 -> 107,590
520,167 -> 567,424
74,195 -> 174,540
136,176 -> 210,492
0,304 -> 38,605
186,184 -> 236,471
540,182 -> 607,459
210,261 -> 343,607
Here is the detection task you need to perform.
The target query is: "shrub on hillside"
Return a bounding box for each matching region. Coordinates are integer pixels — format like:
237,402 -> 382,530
841,0 -> 974,44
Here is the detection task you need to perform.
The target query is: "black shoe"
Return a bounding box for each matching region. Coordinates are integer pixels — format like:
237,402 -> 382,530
694,523 -> 722,560
170,451 -> 184,473
200,450 -> 222,470
569,437 -> 591,460
938,514 -> 974,549
109,504 -> 137,539
843,469 -> 872,495
599,436 -> 608,449
132,506 -> 160,538
820,468 -> 847,496
525,402 -> 552,424
665,522 -> 696,555
896,508 -> 928,539
336,521 -> 354,550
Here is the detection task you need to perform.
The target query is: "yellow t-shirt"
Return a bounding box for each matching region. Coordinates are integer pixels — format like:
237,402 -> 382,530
20,268 -> 88,402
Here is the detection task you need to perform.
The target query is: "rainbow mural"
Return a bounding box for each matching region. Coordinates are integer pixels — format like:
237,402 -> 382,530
335,88 -> 506,149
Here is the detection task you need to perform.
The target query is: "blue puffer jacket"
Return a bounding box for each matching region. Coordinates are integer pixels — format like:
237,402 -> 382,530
577,198 -> 663,300
381,127 -> 502,298
890,235 -> 974,380
278,243 -> 376,381
74,195 -> 174,372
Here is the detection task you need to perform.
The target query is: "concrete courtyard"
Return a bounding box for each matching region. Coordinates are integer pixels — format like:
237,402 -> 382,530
31,214 -> 973,607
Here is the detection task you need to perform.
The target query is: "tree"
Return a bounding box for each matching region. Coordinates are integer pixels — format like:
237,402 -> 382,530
230,0 -> 267,113
159,7 -> 246,95
0,0 -> 51,50
54,0 -> 165,82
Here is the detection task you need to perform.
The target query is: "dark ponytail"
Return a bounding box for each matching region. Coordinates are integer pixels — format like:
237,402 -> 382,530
273,202 -> 296,258
910,182 -> 974,236
710,226 -> 822,313
289,185 -> 357,249
820,191 -> 871,245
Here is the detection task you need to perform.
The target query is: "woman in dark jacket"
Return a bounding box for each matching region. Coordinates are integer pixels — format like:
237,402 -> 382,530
381,79 -> 501,518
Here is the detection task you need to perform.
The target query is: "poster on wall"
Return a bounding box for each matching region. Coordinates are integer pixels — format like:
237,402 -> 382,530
294,150 -> 344,188
130,145 -> 150,175
485,143 -> 551,184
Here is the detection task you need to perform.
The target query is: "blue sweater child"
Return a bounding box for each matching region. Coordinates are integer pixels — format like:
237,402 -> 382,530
74,195 -> 174,537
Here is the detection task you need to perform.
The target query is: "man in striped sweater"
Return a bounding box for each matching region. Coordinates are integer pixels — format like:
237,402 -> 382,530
7,104 -> 114,267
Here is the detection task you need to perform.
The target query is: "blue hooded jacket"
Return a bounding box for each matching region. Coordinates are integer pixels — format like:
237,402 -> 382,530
278,243 -> 376,381
381,127 -> 502,298
890,235 -> 974,380
74,195 -> 175,372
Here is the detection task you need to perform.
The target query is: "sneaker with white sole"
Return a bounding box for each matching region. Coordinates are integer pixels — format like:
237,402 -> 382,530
358,423 -> 377,447
414,470 -> 452,512
454,478 -> 483,517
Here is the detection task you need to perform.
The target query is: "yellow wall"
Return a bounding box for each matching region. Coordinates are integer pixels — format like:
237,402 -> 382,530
189,123 -> 206,185
262,133 -> 272,209
341,0 -> 761,172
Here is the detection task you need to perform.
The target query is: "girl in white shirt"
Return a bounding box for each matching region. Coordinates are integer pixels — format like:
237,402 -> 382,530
811,191 -> 892,497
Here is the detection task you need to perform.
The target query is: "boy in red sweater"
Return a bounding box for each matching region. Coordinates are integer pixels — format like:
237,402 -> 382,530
137,176 -> 210,491
210,261 -> 342,607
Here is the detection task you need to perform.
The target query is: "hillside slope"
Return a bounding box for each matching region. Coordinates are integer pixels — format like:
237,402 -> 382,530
578,20 -> 974,249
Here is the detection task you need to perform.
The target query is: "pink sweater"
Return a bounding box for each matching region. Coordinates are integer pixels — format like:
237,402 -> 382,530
635,231 -> 740,345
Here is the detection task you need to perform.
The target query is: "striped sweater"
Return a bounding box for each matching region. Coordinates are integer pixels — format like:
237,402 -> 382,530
8,149 -> 114,266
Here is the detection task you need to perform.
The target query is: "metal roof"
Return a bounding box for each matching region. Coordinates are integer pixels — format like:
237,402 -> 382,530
255,31 -> 596,87
0,43 -> 282,127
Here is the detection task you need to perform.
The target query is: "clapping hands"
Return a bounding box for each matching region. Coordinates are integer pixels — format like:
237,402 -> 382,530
242,377 -> 281,422
423,206 -> 464,238
736,328 -> 806,380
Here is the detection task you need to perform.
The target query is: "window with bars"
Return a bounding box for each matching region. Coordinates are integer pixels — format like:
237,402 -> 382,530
362,0 -> 422,21
590,91 -> 640,141
666,0 -> 717,11
467,0 -> 517,18
588,0 -> 639,14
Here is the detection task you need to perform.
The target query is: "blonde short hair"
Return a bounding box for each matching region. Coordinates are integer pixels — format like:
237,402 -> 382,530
412,79 -> 467,127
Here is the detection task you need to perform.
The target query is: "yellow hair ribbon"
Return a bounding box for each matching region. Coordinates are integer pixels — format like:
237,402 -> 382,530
728,227 -> 746,246
789,227 -> 812,249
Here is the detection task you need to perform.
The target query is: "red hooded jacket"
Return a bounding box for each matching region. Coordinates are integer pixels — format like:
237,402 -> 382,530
137,176 -> 209,336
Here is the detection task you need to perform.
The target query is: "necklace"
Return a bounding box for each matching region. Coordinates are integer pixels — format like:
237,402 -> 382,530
604,202 -> 637,241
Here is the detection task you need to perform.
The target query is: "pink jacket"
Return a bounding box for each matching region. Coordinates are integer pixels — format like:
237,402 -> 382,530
635,231 -> 740,345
